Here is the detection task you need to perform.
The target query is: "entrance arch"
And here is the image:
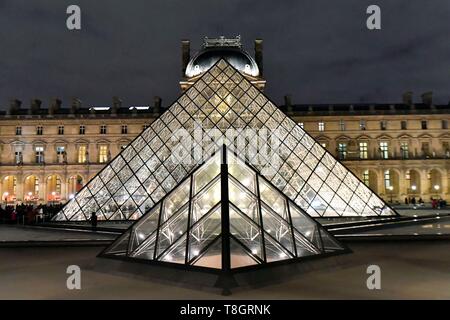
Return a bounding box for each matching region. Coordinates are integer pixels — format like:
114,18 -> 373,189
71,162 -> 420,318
429,169 -> 442,195
2,176 -> 17,204
46,175 -> 61,203
24,175 -> 39,203
407,169 -> 421,196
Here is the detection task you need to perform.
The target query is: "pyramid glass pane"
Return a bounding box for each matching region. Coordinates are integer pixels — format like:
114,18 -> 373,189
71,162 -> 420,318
228,177 -> 260,224
229,205 -> 264,261
156,205 -> 189,258
129,203 -> 161,253
188,206 -> 222,263
192,237 -> 222,269
230,237 -> 260,269
63,58 -> 396,224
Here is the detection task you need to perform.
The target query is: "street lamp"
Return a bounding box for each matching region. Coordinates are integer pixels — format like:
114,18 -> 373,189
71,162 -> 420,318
434,185 -> 440,191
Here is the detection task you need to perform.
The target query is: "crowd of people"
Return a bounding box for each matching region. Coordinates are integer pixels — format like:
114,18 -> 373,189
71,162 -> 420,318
0,204 -> 63,224
405,196 -> 447,209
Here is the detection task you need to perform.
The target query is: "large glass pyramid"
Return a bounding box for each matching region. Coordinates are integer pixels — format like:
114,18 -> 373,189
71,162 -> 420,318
53,59 -> 396,221
99,146 -> 348,271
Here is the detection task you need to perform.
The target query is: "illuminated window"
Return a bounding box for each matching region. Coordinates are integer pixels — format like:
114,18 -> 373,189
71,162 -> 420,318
15,151 -> 23,164
121,125 -> 128,134
359,142 -> 368,159
78,145 -> 87,163
362,170 -> 370,186
99,145 -> 109,163
299,122 -> 304,129
320,142 -> 327,148
338,143 -> 347,160
79,125 -> 85,135
35,146 -> 44,164
384,170 -> 391,188
400,142 -> 409,159
318,122 -> 325,132
56,146 -> 65,163
379,142 -> 389,159
36,126 -> 43,135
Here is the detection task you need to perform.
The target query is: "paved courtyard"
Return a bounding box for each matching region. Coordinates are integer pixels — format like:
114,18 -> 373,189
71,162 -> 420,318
0,240 -> 449,299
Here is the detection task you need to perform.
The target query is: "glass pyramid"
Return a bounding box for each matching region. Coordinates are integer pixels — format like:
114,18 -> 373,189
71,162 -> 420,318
53,59 -> 396,221
99,146 -> 348,271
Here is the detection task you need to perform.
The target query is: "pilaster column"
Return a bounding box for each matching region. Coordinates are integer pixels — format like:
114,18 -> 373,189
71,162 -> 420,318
60,175 -> 67,202
377,168 -> 385,197
399,169 -> 407,197
442,170 -> 449,200
420,169 -> 430,201
39,175 -> 46,203
16,174 -> 23,203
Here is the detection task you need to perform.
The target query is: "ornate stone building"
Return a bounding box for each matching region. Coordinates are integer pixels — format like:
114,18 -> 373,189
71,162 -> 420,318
283,93 -> 450,203
0,97 -> 160,205
1,36 -> 448,205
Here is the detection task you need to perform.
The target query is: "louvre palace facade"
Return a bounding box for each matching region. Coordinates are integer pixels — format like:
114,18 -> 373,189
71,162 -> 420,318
0,37 -> 448,207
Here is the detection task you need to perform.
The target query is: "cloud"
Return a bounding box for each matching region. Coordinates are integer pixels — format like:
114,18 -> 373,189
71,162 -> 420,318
0,0 -> 449,110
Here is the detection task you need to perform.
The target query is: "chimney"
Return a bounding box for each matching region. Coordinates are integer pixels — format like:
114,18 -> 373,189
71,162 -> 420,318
181,40 -> 190,77
71,98 -> 82,114
112,96 -> 122,114
8,99 -> 21,115
29,99 -> 42,115
421,91 -> 433,106
402,91 -> 413,105
254,39 -> 263,76
284,95 -> 292,113
49,98 -> 62,115
153,96 -> 162,116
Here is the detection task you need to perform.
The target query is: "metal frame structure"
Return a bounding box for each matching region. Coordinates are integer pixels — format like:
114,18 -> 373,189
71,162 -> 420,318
98,146 -> 350,276
54,59 -> 398,222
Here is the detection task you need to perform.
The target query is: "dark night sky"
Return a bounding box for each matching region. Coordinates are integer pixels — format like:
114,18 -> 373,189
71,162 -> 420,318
0,0 -> 449,110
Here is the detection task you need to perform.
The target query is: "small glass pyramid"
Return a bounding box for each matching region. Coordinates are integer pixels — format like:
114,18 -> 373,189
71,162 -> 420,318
99,146 -> 349,271
54,58 -> 396,222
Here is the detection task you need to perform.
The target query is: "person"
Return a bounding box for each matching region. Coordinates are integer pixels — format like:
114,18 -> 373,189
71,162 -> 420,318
11,209 -> 17,224
90,212 -> 98,230
411,197 -> 416,205
405,197 -> 409,205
